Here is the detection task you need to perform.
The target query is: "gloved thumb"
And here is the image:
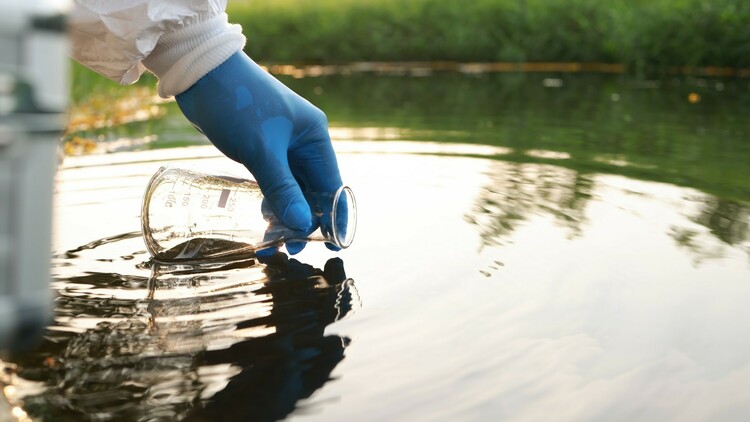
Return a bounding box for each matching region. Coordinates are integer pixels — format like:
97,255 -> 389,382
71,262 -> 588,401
249,154 -> 312,232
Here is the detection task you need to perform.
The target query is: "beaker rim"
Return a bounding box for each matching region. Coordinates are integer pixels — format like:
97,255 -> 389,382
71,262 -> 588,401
332,185 -> 357,249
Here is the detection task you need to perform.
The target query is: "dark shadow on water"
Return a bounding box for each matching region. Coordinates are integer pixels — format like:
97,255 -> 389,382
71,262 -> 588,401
58,231 -> 143,260
186,253 -> 354,421
14,249 -> 357,421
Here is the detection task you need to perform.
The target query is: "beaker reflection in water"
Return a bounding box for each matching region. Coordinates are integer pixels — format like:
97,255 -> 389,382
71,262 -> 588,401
141,165 -> 356,262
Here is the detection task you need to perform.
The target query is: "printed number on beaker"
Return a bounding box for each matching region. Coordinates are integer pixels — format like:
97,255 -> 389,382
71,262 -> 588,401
165,193 -> 176,208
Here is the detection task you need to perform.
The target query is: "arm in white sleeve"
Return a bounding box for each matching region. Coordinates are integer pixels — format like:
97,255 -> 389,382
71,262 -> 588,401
70,0 -> 246,98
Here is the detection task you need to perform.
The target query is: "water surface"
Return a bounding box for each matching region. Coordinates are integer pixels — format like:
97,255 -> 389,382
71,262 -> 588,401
5,71 -> 750,420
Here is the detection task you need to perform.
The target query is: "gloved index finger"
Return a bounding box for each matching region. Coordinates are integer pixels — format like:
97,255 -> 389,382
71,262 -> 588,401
289,129 -> 343,194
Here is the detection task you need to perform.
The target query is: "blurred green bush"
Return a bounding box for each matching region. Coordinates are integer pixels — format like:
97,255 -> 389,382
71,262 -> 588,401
229,0 -> 750,71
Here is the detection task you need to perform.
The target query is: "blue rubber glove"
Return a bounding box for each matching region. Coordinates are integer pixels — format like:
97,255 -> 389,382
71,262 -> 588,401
175,51 -> 343,255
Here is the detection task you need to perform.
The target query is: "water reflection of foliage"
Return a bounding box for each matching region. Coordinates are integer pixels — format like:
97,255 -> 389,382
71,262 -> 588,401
466,161 -> 593,248
691,198 -> 749,247
287,72 -> 750,203
670,196 -> 750,264
65,64 -> 195,156
63,86 -> 166,156
469,160 -> 750,264
71,62 -> 750,203
16,255 -> 358,421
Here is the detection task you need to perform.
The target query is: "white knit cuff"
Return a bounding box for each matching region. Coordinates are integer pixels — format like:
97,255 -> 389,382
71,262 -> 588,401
142,13 -> 246,98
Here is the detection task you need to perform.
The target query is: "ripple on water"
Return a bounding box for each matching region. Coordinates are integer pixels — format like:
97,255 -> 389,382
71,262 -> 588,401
5,148 -> 750,420
14,229 -> 359,421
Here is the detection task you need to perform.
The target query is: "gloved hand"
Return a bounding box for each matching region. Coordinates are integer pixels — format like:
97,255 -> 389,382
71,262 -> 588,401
175,51 -> 343,255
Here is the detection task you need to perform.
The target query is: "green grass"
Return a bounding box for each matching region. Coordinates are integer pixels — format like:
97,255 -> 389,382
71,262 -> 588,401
69,61 -> 156,104
228,0 -> 750,71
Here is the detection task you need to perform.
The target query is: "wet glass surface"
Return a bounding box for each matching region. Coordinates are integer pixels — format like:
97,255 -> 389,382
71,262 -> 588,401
5,72 -> 750,420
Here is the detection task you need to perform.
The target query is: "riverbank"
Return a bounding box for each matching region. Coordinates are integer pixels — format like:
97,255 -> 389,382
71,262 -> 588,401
228,0 -> 750,73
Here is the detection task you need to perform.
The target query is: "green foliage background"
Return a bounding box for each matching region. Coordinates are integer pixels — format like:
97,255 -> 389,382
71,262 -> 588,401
228,0 -> 750,70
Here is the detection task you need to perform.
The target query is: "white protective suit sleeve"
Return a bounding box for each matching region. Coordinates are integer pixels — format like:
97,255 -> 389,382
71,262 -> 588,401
70,0 -> 246,98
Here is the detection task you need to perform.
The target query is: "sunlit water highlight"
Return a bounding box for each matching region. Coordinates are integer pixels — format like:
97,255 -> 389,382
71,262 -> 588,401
2,140 -> 747,420
6,67 -> 750,420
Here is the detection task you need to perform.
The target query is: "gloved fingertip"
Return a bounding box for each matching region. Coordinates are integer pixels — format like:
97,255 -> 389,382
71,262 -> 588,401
256,246 -> 278,258
282,201 -> 312,232
325,242 -> 342,252
285,241 -> 307,255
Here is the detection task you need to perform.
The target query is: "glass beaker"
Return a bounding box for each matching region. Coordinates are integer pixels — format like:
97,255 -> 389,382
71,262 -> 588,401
141,165 -> 356,262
